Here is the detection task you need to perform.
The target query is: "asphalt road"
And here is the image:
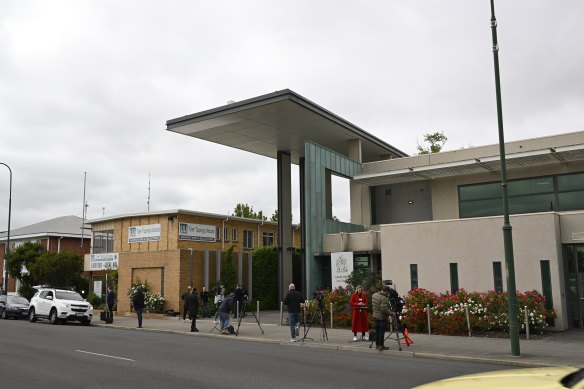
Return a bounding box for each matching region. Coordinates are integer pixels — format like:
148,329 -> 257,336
0,318 -> 506,389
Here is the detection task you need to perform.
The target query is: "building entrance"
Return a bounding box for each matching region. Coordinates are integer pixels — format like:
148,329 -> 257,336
565,245 -> 584,328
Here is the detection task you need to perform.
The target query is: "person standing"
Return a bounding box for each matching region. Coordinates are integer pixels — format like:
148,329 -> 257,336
234,284 -> 245,318
350,285 -> 369,341
185,287 -> 199,332
213,286 -> 225,323
132,287 -> 145,328
106,286 -> 116,323
372,285 -> 393,350
181,286 -> 192,322
283,283 -> 304,342
217,292 -> 234,334
199,286 -> 210,318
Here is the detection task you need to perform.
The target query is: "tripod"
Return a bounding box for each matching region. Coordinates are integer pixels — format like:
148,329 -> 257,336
369,299 -> 412,351
235,300 -> 264,336
301,302 -> 328,342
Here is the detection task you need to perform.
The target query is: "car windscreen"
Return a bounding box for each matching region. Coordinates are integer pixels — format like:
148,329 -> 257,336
55,291 -> 84,301
7,296 -> 29,304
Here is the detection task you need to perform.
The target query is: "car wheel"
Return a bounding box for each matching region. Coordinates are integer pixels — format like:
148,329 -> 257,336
29,308 -> 37,322
1,309 -> 7,319
49,309 -> 59,325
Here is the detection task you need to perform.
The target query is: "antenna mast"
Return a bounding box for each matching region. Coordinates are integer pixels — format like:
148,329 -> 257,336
81,172 -> 87,247
147,173 -> 151,212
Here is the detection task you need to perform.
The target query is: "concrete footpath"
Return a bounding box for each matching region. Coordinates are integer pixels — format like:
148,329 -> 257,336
94,311 -> 584,368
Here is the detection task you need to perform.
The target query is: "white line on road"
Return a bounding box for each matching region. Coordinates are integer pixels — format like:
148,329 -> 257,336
76,350 -> 135,362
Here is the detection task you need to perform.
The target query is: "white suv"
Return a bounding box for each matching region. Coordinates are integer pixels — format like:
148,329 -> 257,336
29,287 -> 93,326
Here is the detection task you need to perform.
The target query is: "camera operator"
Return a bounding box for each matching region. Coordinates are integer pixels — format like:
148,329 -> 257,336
213,285 -> 224,323
283,283 -> 304,342
372,285 -> 394,351
234,284 -> 245,318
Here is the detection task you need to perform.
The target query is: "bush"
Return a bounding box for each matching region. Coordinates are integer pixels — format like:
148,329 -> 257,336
127,279 -> 165,313
86,292 -> 102,307
400,288 -> 556,335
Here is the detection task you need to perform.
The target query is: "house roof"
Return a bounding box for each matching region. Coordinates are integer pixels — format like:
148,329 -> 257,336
0,215 -> 87,241
166,89 -> 408,164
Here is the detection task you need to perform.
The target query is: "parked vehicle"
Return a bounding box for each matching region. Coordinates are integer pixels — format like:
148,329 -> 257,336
28,287 -> 93,325
0,295 -> 30,319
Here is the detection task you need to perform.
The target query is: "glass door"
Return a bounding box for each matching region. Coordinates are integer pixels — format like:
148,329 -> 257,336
565,245 -> 584,328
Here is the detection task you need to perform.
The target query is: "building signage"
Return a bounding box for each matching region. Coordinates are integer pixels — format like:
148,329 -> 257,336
178,222 -> 216,242
89,253 -> 119,270
128,224 -> 161,243
331,251 -> 354,289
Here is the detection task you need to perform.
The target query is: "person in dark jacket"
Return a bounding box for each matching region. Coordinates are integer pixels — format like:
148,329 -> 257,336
181,286 -> 192,321
106,286 -> 116,323
283,283 -> 304,342
217,293 -> 234,334
372,285 -> 394,350
199,286 -> 210,318
185,287 -> 199,332
233,284 -> 245,318
132,287 -> 145,328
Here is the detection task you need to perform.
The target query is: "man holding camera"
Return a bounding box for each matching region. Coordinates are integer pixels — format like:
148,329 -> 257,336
372,285 -> 394,351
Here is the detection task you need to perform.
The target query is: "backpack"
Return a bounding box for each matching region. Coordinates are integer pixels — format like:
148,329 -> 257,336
227,325 -> 235,334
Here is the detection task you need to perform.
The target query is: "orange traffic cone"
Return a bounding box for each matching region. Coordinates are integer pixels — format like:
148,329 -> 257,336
402,328 -> 413,344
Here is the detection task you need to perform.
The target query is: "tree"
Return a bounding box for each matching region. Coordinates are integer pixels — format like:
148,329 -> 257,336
29,251 -> 84,288
6,242 -> 43,299
232,203 -> 267,220
270,209 -> 278,222
221,244 -> 237,293
417,131 -> 448,155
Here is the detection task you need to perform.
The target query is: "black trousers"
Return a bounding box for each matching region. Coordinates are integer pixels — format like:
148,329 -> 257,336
375,319 -> 387,347
190,314 -> 198,331
107,304 -> 114,321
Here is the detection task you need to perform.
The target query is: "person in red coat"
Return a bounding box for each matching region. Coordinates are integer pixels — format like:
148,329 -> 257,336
350,285 -> 369,341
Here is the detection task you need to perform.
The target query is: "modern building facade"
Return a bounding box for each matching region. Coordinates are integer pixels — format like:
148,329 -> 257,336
86,209 -> 301,315
166,89 -> 584,330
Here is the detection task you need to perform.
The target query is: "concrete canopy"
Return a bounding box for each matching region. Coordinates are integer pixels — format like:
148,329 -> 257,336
166,89 -> 407,163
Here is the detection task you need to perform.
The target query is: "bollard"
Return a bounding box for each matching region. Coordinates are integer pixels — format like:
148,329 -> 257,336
330,303 -> 334,329
524,305 -> 530,340
257,300 -> 260,322
237,301 -> 240,318
427,304 -> 432,335
465,304 -> 472,337
280,301 -> 284,326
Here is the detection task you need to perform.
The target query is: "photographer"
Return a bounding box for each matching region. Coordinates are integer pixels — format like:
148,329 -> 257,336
372,285 -> 394,351
283,283 -> 304,342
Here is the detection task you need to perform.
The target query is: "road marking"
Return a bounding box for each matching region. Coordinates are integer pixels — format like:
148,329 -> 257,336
76,350 -> 135,362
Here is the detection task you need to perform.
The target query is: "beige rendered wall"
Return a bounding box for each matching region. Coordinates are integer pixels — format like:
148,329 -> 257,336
380,212 -> 568,330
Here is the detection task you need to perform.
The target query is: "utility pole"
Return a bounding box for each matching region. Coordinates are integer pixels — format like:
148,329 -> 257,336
81,172 -> 87,248
0,163 -> 12,295
489,0 -> 520,356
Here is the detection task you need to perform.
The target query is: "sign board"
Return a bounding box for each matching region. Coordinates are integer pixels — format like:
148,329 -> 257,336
89,253 -> 119,270
128,224 -> 161,243
331,251 -> 354,289
178,222 -> 216,242
93,280 -> 103,296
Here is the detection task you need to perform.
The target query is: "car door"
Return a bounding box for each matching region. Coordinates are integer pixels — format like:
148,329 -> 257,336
0,296 -> 6,317
38,291 -> 53,315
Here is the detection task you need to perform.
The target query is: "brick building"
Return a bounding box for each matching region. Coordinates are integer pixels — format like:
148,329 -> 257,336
0,215 -> 90,294
85,209 -> 301,315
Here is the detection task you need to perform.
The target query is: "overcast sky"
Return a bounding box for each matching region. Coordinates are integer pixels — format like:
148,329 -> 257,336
1,0 -> 583,230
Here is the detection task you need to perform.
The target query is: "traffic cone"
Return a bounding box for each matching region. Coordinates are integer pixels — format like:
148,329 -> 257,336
402,328 -> 413,344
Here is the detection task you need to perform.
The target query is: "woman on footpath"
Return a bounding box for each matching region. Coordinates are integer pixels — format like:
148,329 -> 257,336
350,285 -> 369,341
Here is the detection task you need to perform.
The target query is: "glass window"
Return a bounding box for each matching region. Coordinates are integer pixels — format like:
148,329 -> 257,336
449,263 -> 459,294
215,227 -> 221,241
508,176 -> 553,196
354,256 -> 369,268
557,172 -> 584,191
410,264 -> 418,290
459,182 -> 501,201
224,228 -> 229,242
558,191 -> 584,211
243,230 -> 253,249
93,230 -> 114,254
459,198 -> 503,218
492,261 -> 503,293
262,232 -> 274,246
232,229 -> 238,242
509,193 -> 556,214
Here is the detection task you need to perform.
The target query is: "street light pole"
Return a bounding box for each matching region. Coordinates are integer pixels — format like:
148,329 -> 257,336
489,0 -> 520,356
0,162 -> 12,296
